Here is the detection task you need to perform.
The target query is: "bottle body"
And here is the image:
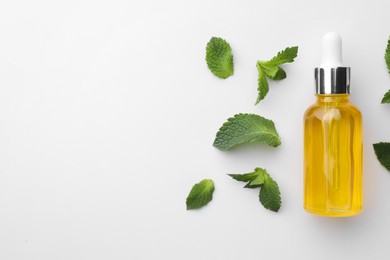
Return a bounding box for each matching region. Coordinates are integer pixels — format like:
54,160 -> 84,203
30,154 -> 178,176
304,94 -> 363,217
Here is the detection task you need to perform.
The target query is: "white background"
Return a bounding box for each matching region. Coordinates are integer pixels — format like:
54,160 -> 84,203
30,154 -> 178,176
1,0 -> 390,259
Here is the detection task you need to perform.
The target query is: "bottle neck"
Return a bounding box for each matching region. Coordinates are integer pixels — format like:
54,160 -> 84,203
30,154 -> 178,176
316,94 -> 350,106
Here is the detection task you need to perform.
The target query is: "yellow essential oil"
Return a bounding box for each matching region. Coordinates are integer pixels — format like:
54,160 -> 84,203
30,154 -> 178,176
303,33 -> 363,217
304,95 -> 362,216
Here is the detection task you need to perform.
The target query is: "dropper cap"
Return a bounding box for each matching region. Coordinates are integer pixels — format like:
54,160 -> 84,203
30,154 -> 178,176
315,32 -> 350,94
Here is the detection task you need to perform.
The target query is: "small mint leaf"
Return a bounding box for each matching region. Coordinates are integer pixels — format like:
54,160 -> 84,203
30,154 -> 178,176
228,168 -> 266,188
259,172 -> 281,212
381,90 -> 390,104
206,37 -> 234,79
256,68 -> 269,104
229,168 -> 281,212
270,67 -> 286,80
257,61 -> 280,78
247,168 -> 266,187
373,142 -> 390,172
255,46 -> 298,104
268,46 -> 298,66
228,172 -> 259,182
186,179 -> 215,210
385,37 -> 390,74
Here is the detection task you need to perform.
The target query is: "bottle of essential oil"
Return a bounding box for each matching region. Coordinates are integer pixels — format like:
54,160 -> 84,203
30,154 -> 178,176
304,32 -> 363,217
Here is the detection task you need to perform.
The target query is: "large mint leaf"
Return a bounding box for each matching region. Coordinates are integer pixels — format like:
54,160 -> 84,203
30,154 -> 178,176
213,114 -> 281,150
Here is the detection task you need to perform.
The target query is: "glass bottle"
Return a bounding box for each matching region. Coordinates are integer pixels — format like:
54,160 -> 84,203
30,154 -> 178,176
304,33 -> 363,217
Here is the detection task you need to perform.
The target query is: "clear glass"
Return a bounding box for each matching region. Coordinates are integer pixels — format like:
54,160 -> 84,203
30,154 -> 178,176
304,94 -> 363,217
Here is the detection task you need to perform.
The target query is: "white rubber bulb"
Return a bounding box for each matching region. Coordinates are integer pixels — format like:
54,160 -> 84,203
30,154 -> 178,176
320,32 -> 343,67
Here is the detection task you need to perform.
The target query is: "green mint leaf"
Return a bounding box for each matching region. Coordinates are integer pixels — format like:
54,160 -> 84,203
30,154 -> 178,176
255,68 -> 269,104
213,113 -> 281,150
247,170 -> 266,186
268,46 -> 298,66
385,37 -> 390,74
205,37 -> 234,79
255,46 -> 298,104
243,182 -> 260,189
228,167 -> 266,188
381,90 -> 390,104
373,142 -> 390,172
259,172 -> 281,212
245,174 -> 266,188
257,61 -> 280,78
186,179 -> 215,210
228,172 -> 259,182
229,168 -> 281,211
270,67 -> 286,80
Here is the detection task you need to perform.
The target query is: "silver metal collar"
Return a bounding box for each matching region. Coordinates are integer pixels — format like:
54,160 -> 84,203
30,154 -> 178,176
315,67 -> 350,94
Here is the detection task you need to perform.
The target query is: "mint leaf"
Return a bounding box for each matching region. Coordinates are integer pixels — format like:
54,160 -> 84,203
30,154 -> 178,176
206,37 -> 234,79
228,167 -> 281,212
228,172 -> 259,182
247,170 -> 266,187
228,167 -> 266,188
259,172 -> 281,212
255,46 -> 298,104
385,37 -> 390,74
186,179 -> 215,210
213,113 -> 281,150
373,142 -> 390,172
256,66 -> 269,104
257,61 -> 280,79
268,46 -> 298,66
270,67 -> 286,81
381,89 -> 390,104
